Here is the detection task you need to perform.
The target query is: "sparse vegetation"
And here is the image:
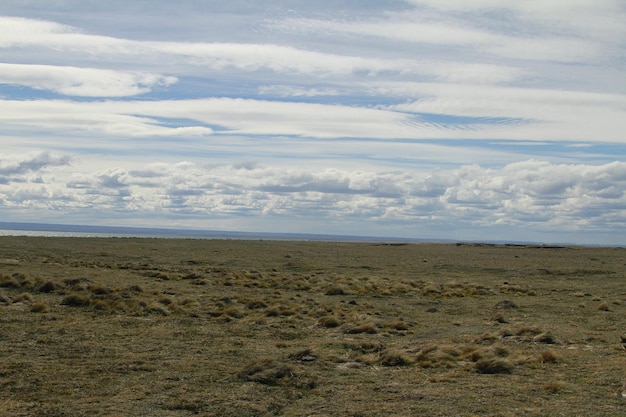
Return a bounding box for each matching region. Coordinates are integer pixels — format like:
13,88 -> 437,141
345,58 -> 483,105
0,236 -> 624,416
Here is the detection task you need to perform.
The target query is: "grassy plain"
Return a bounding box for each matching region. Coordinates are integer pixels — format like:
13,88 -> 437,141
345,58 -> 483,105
0,236 -> 624,416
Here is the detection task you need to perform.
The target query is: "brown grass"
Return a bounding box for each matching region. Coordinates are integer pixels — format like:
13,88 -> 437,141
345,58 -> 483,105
0,237 -> 624,416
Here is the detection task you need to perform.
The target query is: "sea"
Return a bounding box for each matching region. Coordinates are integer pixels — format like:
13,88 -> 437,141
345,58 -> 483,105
0,222 -> 423,243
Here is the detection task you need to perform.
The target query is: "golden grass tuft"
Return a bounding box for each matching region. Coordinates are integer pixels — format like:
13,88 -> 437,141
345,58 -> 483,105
61,293 -> 91,307
539,349 -> 559,363
543,381 -> 566,393
30,300 -> 49,313
382,318 -> 409,331
11,292 -> 33,304
344,321 -> 378,334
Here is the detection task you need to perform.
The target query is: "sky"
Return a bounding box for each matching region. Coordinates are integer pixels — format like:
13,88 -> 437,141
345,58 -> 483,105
0,1 -> 625,245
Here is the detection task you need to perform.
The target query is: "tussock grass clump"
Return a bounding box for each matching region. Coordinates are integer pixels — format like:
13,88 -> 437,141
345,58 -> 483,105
344,321 -> 378,334
162,398 -> 206,413
63,277 -> 91,291
515,326 -> 542,337
474,357 -> 514,374
142,271 -> 171,280
463,345 -> 510,363
11,292 -> 33,304
127,285 -> 143,292
0,292 -> 10,303
318,315 -> 341,328
533,331 -> 557,344
89,285 -> 113,295
38,281 -> 59,293
382,318 -> 409,331
543,381 -> 566,393
334,341 -> 385,355
246,299 -> 268,309
157,296 -> 174,306
216,306 -> 244,319
264,304 -> 297,317
415,345 -> 461,368
477,332 -> 499,343
288,348 -> 317,363
0,275 -> 21,288
421,284 -> 442,296
491,314 -> 508,323
61,293 -> 91,307
30,300 -> 49,313
495,300 -> 517,309
325,286 -> 346,296
238,359 -> 294,385
499,283 -> 536,296
539,349 -> 559,363
144,302 -> 170,316
379,349 -> 412,366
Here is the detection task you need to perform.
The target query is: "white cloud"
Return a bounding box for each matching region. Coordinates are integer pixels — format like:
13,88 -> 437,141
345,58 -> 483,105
0,98 -> 427,139
0,151 -> 71,183
0,63 -> 177,97
258,85 -> 340,97
2,154 -> 624,239
0,16 -> 520,84
383,82 -> 626,142
5,88 -> 623,143
269,0 -> 625,71
0,2 -> 624,244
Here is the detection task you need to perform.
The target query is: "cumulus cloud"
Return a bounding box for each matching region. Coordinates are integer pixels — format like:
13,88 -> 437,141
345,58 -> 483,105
0,63 -> 177,97
2,155 -> 624,237
0,152 -> 71,184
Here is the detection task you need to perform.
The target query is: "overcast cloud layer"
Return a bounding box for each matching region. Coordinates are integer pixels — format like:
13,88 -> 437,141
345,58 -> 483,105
1,1 -> 624,245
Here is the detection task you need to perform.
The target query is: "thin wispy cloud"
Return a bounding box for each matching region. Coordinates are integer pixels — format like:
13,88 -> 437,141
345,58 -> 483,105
0,1 -> 624,244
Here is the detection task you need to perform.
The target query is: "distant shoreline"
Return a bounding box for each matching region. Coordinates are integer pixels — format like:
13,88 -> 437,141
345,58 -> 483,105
0,221 -> 617,247
0,221 -> 432,244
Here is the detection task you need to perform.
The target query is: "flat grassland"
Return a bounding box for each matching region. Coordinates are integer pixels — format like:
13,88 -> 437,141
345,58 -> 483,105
0,236 -> 624,416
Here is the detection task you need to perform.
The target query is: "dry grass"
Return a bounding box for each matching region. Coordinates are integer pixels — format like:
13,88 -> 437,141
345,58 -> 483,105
0,237 -> 624,416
